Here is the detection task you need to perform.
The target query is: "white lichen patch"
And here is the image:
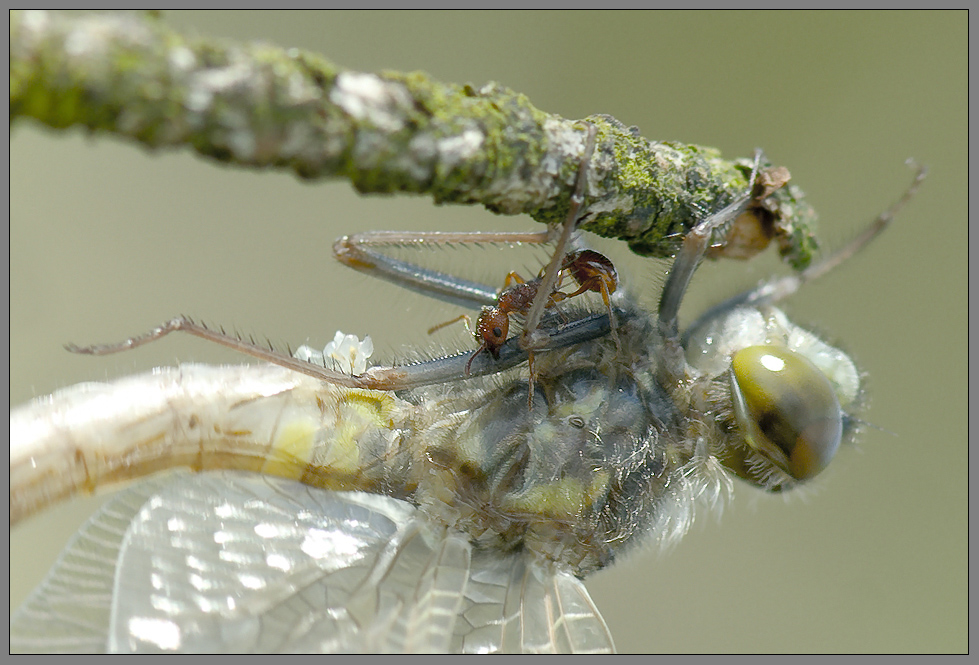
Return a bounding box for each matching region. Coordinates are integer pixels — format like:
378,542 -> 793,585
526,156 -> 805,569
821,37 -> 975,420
185,62 -> 252,116
285,70 -> 320,106
279,120 -> 317,160
184,86 -> 212,114
484,118 -> 595,214
168,46 -> 196,73
541,118 -> 586,178
436,127 -> 484,170
588,193 -> 634,215
654,147 -> 687,173
330,72 -> 411,133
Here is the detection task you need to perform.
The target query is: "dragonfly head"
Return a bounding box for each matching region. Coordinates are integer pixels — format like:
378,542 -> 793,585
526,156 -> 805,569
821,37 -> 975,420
729,344 -> 843,481
684,306 -> 860,489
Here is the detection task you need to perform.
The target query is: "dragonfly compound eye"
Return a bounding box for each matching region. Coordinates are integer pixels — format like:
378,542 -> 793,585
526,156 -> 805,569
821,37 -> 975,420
729,345 -> 843,481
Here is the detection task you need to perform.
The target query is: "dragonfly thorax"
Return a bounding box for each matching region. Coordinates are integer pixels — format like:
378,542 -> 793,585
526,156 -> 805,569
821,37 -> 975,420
405,306 -> 707,576
401,298 -> 862,577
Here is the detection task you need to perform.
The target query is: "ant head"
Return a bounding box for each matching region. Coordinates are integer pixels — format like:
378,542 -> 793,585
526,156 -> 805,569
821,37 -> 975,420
476,307 -> 509,356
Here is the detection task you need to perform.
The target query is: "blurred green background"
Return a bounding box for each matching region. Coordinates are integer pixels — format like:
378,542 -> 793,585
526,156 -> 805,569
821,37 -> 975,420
10,11 -> 966,653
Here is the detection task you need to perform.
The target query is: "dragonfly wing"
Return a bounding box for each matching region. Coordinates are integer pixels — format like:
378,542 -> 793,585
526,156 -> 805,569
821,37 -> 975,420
12,472 -> 474,653
105,472 -> 476,653
10,475 -> 171,653
12,471 -> 613,653
455,548 -> 615,654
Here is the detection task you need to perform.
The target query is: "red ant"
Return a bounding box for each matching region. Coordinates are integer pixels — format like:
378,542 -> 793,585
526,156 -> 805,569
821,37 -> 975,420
429,249 -> 620,404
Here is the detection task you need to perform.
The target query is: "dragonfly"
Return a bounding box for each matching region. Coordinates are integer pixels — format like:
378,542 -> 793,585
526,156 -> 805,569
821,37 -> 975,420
9,122 -> 925,651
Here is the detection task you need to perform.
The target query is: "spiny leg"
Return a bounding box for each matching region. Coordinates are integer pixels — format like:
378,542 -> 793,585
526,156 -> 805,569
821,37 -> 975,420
68,125 -> 604,402
526,350 -> 536,410
64,316 -> 374,388
332,229 -> 556,311
683,160 -> 928,342
657,151 -> 763,383
520,121 -> 599,352
66,310 -> 613,394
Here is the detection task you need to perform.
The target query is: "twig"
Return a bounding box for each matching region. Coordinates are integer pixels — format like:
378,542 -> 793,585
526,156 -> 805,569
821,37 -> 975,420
10,10 -> 818,268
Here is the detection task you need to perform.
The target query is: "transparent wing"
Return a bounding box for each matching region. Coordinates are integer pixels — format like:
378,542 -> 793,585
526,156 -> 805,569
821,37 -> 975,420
11,472 -> 614,654
456,549 -> 615,654
11,474 -> 171,653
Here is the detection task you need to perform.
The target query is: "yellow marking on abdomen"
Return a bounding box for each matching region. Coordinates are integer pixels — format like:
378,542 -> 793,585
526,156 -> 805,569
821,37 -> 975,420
262,419 -> 318,480
262,390 -> 399,483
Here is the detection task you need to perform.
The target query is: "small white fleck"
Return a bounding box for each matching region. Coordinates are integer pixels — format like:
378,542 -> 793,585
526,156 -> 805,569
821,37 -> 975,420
128,617 -> 181,651
760,354 -> 786,372
237,573 -> 265,590
186,555 -> 208,572
330,72 -> 409,133
214,501 -> 234,518
301,527 -> 364,561
189,572 -> 211,592
213,530 -> 233,544
254,522 -> 287,539
266,553 -> 292,571
590,193 -> 634,215
185,87 -> 212,113
437,127 -> 484,169
279,121 -> 315,159
169,46 -> 195,72
286,71 -> 318,105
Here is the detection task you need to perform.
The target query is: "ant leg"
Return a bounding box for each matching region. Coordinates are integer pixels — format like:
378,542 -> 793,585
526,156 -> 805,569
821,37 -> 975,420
465,343 -> 486,376
520,121 -> 598,351
560,249 -> 622,352
683,161 -> 928,341
596,280 -> 621,352
549,278 -> 621,352
427,313 -> 473,336
502,271 -> 527,289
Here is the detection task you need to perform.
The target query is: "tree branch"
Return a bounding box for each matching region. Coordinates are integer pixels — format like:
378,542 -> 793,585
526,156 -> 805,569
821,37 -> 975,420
10,10 -> 817,268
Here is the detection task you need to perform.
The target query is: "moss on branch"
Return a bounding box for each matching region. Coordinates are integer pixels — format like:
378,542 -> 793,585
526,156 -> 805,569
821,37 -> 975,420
10,10 -> 817,268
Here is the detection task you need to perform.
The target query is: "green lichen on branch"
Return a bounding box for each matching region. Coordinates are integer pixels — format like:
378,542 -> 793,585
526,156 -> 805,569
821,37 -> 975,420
9,10 -> 817,268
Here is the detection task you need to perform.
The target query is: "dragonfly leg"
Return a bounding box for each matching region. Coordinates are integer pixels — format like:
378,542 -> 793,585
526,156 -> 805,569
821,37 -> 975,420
657,151 -> 762,383
332,229 -> 555,310
66,315 -> 374,388
520,121 -> 598,352
67,123 -> 610,398
682,160 -> 928,344
526,349 -> 536,409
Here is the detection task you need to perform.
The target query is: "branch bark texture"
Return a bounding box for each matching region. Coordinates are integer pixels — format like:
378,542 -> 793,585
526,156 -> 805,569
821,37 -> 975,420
10,10 -> 817,268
